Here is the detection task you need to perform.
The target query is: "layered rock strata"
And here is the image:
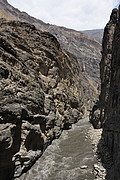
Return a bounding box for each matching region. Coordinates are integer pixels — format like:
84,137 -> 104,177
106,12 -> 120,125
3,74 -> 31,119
0,19 -> 83,179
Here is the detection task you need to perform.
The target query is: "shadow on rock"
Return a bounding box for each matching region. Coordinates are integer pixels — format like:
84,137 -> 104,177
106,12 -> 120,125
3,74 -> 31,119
96,132 -> 115,180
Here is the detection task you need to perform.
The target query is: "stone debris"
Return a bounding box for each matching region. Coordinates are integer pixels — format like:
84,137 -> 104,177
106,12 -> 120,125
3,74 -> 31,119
80,165 -> 88,169
88,125 -> 106,179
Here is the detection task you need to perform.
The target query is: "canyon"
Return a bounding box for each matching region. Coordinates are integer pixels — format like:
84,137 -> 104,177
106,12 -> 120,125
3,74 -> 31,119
0,0 -> 109,179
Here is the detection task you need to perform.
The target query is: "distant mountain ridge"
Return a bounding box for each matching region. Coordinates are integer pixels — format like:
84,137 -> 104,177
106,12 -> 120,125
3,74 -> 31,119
83,29 -> 103,44
0,0 -> 103,43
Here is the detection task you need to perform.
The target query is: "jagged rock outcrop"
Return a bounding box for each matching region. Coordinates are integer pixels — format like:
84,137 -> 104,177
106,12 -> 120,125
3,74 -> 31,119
0,0 -> 102,113
0,19 -> 83,179
89,9 -> 117,128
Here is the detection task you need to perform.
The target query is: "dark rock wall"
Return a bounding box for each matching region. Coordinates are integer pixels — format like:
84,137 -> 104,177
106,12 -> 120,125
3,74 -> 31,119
91,7 -> 120,179
100,9 -> 117,124
89,9 -> 117,128
0,19 -> 83,179
103,8 -> 120,179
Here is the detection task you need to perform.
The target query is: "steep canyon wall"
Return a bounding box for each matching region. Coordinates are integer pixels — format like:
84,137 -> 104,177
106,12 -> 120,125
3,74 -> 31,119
0,0 -> 102,113
0,19 -> 83,179
90,9 -> 117,128
103,8 -> 120,179
91,7 -> 120,179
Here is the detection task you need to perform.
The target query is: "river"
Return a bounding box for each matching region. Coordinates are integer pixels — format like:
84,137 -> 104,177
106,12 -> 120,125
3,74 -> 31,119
19,117 -> 97,180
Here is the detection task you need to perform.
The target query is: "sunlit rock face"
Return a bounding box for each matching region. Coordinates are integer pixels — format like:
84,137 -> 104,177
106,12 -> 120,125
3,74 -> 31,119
0,19 -> 84,179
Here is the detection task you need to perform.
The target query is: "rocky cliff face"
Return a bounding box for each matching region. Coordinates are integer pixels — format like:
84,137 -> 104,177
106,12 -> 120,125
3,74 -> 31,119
89,9 -> 117,128
42,26 -> 101,113
91,7 -> 120,179
102,8 -> 120,179
0,1 -> 102,179
0,0 -> 102,112
99,9 -> 117,125
0,19 -> 83,179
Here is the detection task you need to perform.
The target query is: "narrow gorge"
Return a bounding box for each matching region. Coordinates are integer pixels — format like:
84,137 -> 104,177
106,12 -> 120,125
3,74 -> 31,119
0,1 -> 103,179
2,0 -> 120,180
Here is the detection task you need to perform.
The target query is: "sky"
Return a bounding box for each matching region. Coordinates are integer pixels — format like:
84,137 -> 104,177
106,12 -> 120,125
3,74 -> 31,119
8,0 -> 116,30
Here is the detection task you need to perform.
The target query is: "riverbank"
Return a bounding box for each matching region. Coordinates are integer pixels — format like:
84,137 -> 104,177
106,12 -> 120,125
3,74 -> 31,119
87,124 -> 106,179
17,117 -> 97,180
16,117 -> 111,180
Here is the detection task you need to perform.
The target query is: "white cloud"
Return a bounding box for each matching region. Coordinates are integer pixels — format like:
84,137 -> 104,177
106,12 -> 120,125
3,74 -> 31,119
8,0 -> 113,30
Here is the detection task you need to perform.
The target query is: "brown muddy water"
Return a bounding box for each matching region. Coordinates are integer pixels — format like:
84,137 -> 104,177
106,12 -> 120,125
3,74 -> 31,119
19,117 -> 97,180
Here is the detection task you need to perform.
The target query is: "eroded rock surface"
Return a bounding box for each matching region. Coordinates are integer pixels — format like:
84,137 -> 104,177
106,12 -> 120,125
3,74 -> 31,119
0,19 -> 83,179
0,0 -> 102,112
